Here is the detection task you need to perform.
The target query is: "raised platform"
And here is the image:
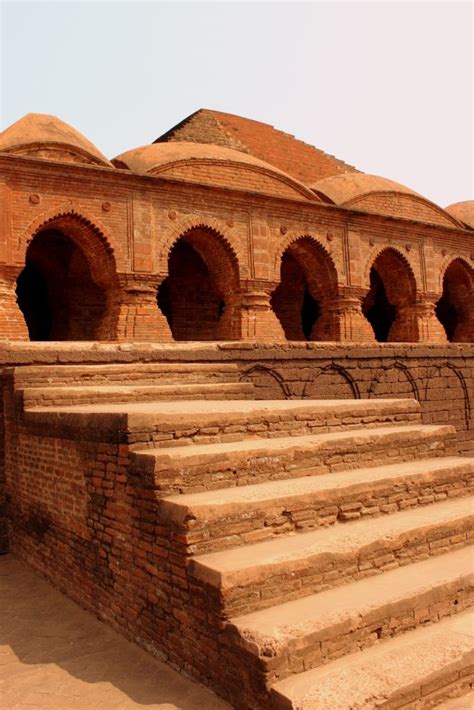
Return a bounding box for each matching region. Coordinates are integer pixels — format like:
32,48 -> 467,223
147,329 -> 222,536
0,342 -> 473,708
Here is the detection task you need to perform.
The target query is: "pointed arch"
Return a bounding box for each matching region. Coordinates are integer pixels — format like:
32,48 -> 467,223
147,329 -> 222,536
436,258 -> 474,342
157,215 -> 246,276
271,235 -> 340,341
157,224 -> 241,340
17,207 -> 119,340
23,205 -> 118,291
363,246 -> 419,342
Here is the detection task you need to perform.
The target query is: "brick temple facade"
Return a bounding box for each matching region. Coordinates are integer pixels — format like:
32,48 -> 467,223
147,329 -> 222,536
1,110 -> 473,709
0,110 -> 472,346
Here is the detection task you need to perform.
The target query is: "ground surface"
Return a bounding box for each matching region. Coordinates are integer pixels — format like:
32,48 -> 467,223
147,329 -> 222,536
0,555 -> 230,709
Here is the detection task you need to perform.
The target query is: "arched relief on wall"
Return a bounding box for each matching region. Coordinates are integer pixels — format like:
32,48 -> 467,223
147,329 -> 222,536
368,362 -> 419,401
423,364 -> 471,433
240,365 -> 289,400
302,363 -> 360,400
156,215 -> 248,277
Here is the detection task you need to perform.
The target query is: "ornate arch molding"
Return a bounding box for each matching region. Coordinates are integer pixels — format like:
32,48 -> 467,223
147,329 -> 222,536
437,255 -> 474,293
363,244 -> 419,292
272,232 -> 341,285
302,363 -> 360,399
424,363 -> 471,428
22,203 -> 118,289
157,215 -> 245,276
368,361 -> 419,401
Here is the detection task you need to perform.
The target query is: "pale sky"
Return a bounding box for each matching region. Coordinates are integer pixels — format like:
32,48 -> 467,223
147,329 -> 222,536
1,0 -> 472,207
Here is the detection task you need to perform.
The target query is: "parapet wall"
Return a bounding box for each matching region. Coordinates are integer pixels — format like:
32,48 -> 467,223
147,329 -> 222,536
1,340 -> 472,452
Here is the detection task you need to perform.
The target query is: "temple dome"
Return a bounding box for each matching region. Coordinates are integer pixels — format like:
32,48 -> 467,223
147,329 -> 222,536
113,142 -> 318,200
0,113 -> 113,167
311,173 -> 463,228
445,201 -> 474,229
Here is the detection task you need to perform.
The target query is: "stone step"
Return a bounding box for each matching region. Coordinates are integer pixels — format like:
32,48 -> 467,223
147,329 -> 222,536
24,398 -> 423,451
225,546 -> 474,687
19,381 -> 255,407
270,609 -> 474,710
134,422 -> 455,493
161,456 -> 472,554
190,496 -> 474,616
12,362 -> 242,388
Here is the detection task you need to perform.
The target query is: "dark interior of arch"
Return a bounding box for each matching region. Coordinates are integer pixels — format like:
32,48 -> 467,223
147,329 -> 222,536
435,260 -> 471,342
363,267 -> 397,342
157,239 -> 225,341
16,229 -> 106,341
271,251 -> 320,340
435,293 -> 458,342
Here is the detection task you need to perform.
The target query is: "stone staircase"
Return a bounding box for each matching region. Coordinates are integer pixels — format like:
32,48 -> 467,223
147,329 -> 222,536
13,362 -> 474,709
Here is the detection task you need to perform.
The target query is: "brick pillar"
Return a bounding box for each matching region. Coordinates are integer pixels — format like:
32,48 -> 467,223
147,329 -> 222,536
240,281 -> 286,342
0,266 -> 28,340
115,274 -> 173,342
414,296 -> 447,343
313,289 -> 375,342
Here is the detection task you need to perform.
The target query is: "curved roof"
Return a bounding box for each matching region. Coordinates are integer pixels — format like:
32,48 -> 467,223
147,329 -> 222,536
311,173 -> 463,227
311,173 -> 421,204
445,201 -> 474,229
0,113 -> 112,167
113,141 -> 318,199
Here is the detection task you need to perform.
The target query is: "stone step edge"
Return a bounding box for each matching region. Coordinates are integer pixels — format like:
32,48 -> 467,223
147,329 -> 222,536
20,382 -> 254,405
228,546 -> 474,657
132,422 -> 446,468
270,609 -> 474,710
23,398 -> 423,443
13,362 -> 241,377
190,496 -> 474,592
21,382 -> 253,395
161,455 -> 473,526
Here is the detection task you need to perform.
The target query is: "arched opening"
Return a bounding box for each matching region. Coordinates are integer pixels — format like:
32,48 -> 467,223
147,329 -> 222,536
271,237 -> 336,341
16,218 -> 117,341
363,249 -> 417,342
436,259 -> 473,342
157,227 -> 240,341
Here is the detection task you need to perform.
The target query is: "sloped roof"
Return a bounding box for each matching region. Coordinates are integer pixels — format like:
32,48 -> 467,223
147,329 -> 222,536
154,109 -> 359,184
0,113 -> 112,167
445,201 -> 474,229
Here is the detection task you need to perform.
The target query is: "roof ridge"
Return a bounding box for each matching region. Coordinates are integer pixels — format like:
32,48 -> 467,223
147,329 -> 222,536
208,109 -> 358,172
